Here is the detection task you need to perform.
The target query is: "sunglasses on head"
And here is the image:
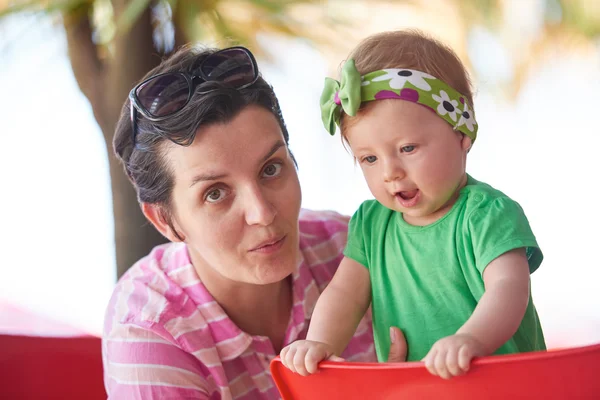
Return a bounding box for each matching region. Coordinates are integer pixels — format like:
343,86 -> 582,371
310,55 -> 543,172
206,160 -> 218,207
129,46 -> 260,145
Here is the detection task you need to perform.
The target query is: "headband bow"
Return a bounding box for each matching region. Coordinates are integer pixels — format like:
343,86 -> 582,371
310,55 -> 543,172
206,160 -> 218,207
320,59 -> 362,135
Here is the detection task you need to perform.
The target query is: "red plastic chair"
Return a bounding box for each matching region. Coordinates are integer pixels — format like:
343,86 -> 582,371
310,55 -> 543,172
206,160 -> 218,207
0,334 -> 106,400
271,343 -> 600,399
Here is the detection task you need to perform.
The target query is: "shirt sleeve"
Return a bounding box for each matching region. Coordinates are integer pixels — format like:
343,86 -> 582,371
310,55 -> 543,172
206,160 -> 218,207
103,322 -> 210,400
468,196 -> 543,275
343,205 -> 369,268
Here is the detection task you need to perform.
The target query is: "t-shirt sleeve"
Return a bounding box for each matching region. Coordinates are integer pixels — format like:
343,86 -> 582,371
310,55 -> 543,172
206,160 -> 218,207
468,196 -> 543,275
343,205 -> 369,268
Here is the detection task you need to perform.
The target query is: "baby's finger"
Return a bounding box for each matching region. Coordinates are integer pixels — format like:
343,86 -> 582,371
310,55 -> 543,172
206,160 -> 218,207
423,349 -> 438,376
282,346 -> 297,372
305,347 -> 327,374
445,348 -> 462,377
280,347 -> 289,365
435,350 -> 451,380
327,355 -> 345,362
292,346 -> 310,376
458,345 -> 472,372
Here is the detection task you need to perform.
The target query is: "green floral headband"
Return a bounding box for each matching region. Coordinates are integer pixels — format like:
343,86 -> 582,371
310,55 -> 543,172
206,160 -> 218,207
320,59 -> 478,142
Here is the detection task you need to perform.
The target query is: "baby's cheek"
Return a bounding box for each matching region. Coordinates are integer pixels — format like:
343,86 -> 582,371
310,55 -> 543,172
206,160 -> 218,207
367,182 -> 389,206
362,170 -> 381,194
424,166 -> 461,198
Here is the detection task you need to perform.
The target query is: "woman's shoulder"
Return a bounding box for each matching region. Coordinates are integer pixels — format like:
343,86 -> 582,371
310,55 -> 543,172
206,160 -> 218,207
297,209 -> 350,288
298,209 -> 349,248
103,242 -> 210,345
102,243 -> 219,397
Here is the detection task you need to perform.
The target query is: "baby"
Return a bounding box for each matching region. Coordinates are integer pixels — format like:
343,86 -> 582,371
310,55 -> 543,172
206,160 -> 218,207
281,30 -> 545,379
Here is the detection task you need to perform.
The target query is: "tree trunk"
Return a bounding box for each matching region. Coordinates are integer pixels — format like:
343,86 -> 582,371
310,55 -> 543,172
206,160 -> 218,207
107,140 -> 167,279
64,3 -> 168,279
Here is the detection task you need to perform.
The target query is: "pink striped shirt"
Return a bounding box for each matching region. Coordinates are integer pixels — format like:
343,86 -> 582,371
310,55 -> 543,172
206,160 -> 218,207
102,209 -> 376,399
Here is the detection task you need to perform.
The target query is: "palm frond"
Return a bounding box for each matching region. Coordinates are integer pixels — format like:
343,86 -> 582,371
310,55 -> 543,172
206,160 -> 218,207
114,0 -> 151,34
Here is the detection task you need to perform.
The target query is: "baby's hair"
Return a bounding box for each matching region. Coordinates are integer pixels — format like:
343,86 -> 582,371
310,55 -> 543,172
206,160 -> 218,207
340,29 -> 474,139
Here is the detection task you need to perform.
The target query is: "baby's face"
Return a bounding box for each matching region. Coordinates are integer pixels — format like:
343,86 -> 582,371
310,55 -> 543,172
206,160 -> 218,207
345,99 -> 471,226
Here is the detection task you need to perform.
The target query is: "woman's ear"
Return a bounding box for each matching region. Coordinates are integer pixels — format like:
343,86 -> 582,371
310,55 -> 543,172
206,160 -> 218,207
141,203 -> 185,242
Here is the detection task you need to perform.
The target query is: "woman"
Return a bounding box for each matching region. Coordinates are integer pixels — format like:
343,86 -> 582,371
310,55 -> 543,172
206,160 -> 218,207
103,45 -> 405,399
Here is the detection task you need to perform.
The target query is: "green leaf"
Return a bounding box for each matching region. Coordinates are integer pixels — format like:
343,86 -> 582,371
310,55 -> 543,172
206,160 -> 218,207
114,0 -> 151,34
173,0 -> 203,42
243,0 -> 285,14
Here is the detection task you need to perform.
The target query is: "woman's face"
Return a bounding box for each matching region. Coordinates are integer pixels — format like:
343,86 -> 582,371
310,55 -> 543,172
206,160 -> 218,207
165,105 -> 302,285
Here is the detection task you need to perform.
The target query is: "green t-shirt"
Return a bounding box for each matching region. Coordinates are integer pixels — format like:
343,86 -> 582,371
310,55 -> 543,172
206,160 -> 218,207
344,176 -> 546,362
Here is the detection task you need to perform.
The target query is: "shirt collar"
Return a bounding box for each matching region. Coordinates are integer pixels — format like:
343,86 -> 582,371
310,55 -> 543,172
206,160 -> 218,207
172,244 -> 320,360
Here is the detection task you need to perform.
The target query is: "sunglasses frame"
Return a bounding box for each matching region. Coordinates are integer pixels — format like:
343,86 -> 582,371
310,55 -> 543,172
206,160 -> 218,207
129,46 -> 260,144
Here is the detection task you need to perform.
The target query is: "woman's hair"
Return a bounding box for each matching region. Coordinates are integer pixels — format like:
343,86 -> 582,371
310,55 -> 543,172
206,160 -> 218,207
113,45 -> 292,236
340,29 -> 474,136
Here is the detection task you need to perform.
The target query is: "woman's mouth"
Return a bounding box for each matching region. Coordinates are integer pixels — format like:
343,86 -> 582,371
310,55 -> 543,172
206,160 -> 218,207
395,189 -> 420,208
249,235 -> 286,254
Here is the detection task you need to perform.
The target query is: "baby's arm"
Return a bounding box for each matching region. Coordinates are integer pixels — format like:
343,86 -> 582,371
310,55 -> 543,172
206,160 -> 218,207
280,256 -> 371,375
424,248 -> 531,379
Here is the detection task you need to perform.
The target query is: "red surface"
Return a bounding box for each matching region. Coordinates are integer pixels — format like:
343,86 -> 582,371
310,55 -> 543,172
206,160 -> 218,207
271,343 -> 600,399
0,334 -> 106,400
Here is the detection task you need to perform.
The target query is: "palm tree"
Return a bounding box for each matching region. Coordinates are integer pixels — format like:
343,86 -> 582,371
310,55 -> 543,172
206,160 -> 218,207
1,0 -> 598,278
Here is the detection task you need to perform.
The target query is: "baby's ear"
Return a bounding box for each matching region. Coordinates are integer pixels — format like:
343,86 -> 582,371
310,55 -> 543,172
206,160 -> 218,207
460,133 -> 472,153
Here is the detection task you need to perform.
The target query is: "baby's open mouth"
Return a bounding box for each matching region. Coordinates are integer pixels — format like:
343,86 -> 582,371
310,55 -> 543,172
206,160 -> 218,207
397,189 -> 419,200
394,189 -> 421,208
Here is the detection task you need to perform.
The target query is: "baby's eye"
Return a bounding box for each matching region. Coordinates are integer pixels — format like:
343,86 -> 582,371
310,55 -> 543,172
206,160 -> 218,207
401,145 -> 416,153
362,155 -> 377,164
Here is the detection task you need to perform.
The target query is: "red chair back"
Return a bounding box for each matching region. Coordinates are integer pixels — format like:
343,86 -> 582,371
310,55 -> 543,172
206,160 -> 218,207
0,335 -> 106,400
271,343 -> 600,399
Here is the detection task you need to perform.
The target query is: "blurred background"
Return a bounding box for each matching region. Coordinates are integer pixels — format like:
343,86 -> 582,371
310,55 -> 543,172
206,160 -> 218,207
0,0 -> 598,349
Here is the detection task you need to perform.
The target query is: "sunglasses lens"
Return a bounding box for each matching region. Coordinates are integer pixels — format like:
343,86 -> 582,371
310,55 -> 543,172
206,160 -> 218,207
201,48 -> 257,87
136,73 -> 190,118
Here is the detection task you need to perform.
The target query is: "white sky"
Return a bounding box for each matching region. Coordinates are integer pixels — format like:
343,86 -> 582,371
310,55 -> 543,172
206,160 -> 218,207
0,10 -> 599,348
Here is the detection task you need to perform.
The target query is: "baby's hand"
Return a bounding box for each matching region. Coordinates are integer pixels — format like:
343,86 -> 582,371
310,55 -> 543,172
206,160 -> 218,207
280,340 -> 342,376
423,333 -> 487,379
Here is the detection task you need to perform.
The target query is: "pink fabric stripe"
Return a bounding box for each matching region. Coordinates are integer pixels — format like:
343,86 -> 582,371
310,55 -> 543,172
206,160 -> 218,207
249,338 -> 274,355
302,232 -> 347,265
106,341 -> 205,374
310,260 -> 342,290
106,377 -> 210,399
202,320 -> 245,343
221,358 -> 248,381
239,356 -> 266,376
176,329 -> 215,354
342,330 -> 375,361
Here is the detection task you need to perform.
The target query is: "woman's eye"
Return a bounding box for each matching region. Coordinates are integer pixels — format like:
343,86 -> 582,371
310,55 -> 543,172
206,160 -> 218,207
262,162 -> 282,178
363,155 -> 377,164
401,145 -> 416,153
205,188 -> 227,203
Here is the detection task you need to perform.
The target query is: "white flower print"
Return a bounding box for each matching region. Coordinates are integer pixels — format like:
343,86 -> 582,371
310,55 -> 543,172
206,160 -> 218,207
455,101 -> 477,132
431,90 -> 460,122
361,76 -> 371,86
371,69 -> 435,91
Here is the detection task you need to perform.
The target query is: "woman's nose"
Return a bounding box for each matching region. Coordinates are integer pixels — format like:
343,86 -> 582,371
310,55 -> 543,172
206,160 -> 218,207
244,187 -> 277,226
